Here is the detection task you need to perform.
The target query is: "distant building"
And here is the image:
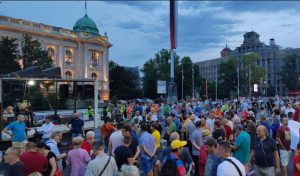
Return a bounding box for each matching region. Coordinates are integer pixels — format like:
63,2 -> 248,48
0,14 -> 112,100
195,31 -> 300,96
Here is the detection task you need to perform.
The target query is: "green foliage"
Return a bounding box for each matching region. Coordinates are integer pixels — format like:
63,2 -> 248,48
279,53 -> 300,92
0,37 -> 21,74
21,34 -> 52,69
109,63 -> 142,99
141,49 -> 203,99
219,53 -> 266,97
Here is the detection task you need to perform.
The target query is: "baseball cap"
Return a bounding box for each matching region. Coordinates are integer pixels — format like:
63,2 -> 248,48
294,102 -> 300,106
171,139 -> 187,149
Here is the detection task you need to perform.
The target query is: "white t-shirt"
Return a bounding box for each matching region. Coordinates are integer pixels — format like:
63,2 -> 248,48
109,130 -> 124,155
285,107 -> 295,116
217,157 -> 246,176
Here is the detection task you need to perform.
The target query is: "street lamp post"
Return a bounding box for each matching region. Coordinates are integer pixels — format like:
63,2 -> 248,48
192,64 -> 194,99
182,64 -> 184,100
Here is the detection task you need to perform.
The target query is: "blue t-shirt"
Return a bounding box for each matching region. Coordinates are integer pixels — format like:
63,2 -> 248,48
5,121 -> 26,142
233,131 -> 251,164
139,131 -> 155,159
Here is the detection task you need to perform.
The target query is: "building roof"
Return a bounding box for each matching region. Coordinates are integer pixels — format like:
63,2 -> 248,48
73,14 -> 99,35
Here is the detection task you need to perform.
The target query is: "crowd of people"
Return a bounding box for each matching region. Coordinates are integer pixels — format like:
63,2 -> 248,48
0,96 -> 300,176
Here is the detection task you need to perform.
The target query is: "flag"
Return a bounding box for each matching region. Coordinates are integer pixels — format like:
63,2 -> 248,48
170,0 -> 177,49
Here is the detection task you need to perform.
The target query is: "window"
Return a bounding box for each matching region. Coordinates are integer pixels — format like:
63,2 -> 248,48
91,73 -> 97,80
91,52 -> 98,67
64,49 -> 73,65
48,47 -> 56,65
65,71 -> 72,79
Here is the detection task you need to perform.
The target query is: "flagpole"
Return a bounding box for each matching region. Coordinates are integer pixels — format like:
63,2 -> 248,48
206,80 -> 208,99
182,64 -> 184,100
192,64 -> 194,99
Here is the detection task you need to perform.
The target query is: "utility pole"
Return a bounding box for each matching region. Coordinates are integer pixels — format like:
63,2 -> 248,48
215,65 -> 218,100
237,63 -> 240,98
182,64 -> 184,100
192,64 -> 194,99
249,67 -> 251,97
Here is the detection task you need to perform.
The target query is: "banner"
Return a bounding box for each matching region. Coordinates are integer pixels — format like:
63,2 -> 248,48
157,80 -> 167,94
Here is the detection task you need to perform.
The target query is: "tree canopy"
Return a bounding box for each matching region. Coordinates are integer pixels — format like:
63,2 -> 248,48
0,37 -> 21,74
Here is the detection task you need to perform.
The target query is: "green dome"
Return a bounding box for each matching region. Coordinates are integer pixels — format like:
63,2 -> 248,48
73,15 -> 99,35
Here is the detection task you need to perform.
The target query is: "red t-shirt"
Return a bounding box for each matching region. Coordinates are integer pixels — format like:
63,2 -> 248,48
276,126 -> 291,150
81,140 -> 92,155
294,155 -> 300,176
20,151 -> 48,176
294,108 -> 300,121
224,125 -> 232,141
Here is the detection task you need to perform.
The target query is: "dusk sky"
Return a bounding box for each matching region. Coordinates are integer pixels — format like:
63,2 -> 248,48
1,1 -> 300,67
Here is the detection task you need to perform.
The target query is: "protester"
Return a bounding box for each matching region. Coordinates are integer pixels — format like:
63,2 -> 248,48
161,139 -> 187,176
114,135 -> 134,170
204,137 -> 221,176
38,116 -> 54,142
109,122 -> 124,156
67,137 -> 91,176
3,114 -> 28,150
191,121 -> 203,176
250,125 -> 281,176
3,147 -> 24,176
121,164 -> 140,176
81,131 -> 95,156
212,120 -> 225,142
139,122 -> 156,176
37,142 -> 57,176
276,118 -> 291,176
293,142 -> 300,176
68,113 -> 84,137
231,124 -> 251,164
84,141 -> 118,176
216,141 -> 246,176
20,142 -> 48,176
46,131 -> 67,171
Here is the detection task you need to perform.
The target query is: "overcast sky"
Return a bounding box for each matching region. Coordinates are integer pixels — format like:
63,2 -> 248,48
1,1 -> 300,67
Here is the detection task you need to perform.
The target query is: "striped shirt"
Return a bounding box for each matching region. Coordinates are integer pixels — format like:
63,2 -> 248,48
84,153 -> 118,176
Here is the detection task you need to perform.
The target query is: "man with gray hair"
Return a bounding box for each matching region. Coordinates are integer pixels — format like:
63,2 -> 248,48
3,147 -> 24,176
85,141 -> 118,176
121,164 -> 139,176
81,131 -> 95,155
3,114 -> 28,150
46,131 -> 67,170
249,125 -> 281,176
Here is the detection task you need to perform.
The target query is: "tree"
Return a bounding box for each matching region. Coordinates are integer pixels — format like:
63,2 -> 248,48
21,34 -> 52,69
218,58 -> 238,97
218,53 -> 266,97
279,53 -> 300,92
141,49 -> 180,99
0,37 -> 21,74
109,61 -> 142,99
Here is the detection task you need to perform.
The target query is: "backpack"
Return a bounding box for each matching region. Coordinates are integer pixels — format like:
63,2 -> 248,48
161,156 -> 178,176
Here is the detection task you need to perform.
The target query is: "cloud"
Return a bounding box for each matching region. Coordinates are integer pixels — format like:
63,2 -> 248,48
1,1 -> 300,67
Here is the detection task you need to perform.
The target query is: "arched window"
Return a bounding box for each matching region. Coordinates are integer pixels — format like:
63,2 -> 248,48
48,47 -> 56,65
65,71 -> 72,79
91,52 -> 98,67
48,47 -> 55,57
91,73 -> 97,80
64,49 -> 73,65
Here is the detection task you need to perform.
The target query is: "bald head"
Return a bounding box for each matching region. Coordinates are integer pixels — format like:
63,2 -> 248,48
257,125 -> 268,138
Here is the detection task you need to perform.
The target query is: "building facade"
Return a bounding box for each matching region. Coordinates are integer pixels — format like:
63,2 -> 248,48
0,15 -> 111,100
196,31 -> 300,96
